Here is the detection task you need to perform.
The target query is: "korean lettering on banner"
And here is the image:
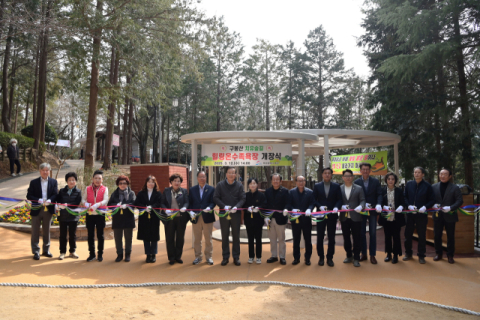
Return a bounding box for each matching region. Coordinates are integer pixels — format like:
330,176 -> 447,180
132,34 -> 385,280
201,144 -> 293,167
330,151 -> 388,175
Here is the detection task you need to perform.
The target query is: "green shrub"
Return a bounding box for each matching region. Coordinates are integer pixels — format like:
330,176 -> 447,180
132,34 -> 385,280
21,122 -> 58,143
0,132 -> 36,150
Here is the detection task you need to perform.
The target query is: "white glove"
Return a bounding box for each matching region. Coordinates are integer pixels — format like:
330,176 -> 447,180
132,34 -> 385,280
442,206 -> 451,213
165,210 -> 172,215
333,207 -> 338,213
45,199 -> 51,205
117,202 -> 122,207
408,205 -> 416,211
365,203 -> 372,209
383,205 -> 391,211
55,205 -> 60,212
253,207 -> 259,213
248,206 -> 253,213
305,209 -> 311,217
84,202 -> 90,208
433,204 -> 440,209
283,209 -> 288,216
203,207 -> 211,212
59,203 -> 67,210
224,205 -> 231,210
341,205 -> 349,210
91,203 -> 99,211
292,209 -> 299,213
419,206 -> 426,213
375,205 -> 382,213
38,199 -> 44,204
354,205 -> 363,213
180,207 -> 186,213
396,206 -> 403,213
264,218 -> 270,224
121,204 -> 127,209
231,207 -> 237,213
146,206 -> 152,212
189,211 -> 195,218
319,206 -> 328,212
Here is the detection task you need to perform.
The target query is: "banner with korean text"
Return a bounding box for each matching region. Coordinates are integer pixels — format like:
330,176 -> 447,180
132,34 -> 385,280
331,151 -> 388,175
201,144 -> 293,166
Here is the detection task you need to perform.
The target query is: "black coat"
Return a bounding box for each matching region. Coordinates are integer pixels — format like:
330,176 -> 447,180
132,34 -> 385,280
26,177 -> 58,215
108,187 -> 136,229
265,186 -> 291,225
161,187 -> 190,225
135,189 -> 162,241
188,184 -> 216,224
379,187 -> 406,227
7,144 -> 19,160
354,177 -> 383,216
57,186 -> 82,222
244,190 -> 267,227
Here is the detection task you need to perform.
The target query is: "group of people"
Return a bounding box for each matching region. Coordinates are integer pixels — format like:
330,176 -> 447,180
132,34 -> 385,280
25,162 -> 462,267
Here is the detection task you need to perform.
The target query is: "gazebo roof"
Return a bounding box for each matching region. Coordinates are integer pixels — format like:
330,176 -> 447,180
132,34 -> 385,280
180,131 -> 319,145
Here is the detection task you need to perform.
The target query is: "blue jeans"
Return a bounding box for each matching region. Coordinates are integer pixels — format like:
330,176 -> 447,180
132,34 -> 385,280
143,240 -> 158,255
361,215 -> 377,256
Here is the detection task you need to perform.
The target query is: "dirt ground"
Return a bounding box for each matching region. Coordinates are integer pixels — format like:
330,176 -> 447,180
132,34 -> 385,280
1,285 -> 477,320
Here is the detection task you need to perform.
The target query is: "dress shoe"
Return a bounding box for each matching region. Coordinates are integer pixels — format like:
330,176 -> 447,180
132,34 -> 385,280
97,253 -> 103,262
392,255 -> 398,264
87,253 -> 96,262
169,260 -> 175,265
402,255 -> 412,261
318,258 -> 325,266
207,258 -> 214,265
146,255 -> 152,263
150,254 -> 156,263
267,257 -> 278,263
343,257 -> 353,263
124,254 -> 131,262
280,258 -> 286,265
384,254 -> 392,262
419,257 -> 426,264
234,258 -> 241,266
59,253 -> 65,260
433,254 -> 443,261
448,256 -> 455,264
359,254 -> 367,261
305,259 -> 311,266
33,252 -> 40,260
292,259 -> 300,265
353,260 -> 361,267
370,256 -> 378,264
175,259 -> 183,264
42,251 -> 53,258
221,258 -> 229,266
193,257 -> 202,265
327,259 -> 334,267
115,254 -> 124,262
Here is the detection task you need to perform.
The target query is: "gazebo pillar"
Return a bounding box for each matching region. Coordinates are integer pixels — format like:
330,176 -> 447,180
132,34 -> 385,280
324,135 -> 330,168
394,142 -> 399,176
297,139 -> 305,177
191,139 -> 198,186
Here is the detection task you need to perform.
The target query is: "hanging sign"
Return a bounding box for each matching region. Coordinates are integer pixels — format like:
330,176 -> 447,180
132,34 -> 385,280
331,151 -> 388,175
201,144 -> 293,166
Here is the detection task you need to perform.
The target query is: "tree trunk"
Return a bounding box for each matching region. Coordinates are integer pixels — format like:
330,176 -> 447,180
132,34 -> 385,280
103,44 -> 119,170
8,50 -> 16,122
166,114 -> 170,162
13,102 -> 18,133
32,35 -> 40,138
265,51 -> 270,131
127,99 -> 134,164
1,24 -> 13,132
84,0 -> 103,168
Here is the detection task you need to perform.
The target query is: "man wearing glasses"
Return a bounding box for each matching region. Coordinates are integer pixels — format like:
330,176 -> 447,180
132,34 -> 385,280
339,169 -> 366,267
288,176 -> 315,265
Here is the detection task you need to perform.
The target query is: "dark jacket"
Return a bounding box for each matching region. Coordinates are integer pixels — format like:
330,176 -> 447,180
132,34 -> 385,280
379,187 -> 406,227
244,190 -> 267,226
57,186 -> 82,222
135,189 -> 162,241
265,186 -> 291,225
161,187 -> 190,225
313,181 -> 343,212
213,179 -> 246,209
404,180 -> 435,212
288,187 -> 315,224
26,177 -> 58,215
108,187 -> 136,229
432,182 -> 463,223
339,184 -> 366,222
189,184 -> 216,224
7,144 -> 19,160
354,176 -> 383,215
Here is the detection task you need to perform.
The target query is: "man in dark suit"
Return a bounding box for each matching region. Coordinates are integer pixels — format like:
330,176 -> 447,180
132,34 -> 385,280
264,173 -> 291,265
313,167 -> 343,267
354,162 -> 382,264
289,176 -> 315,265
26,163 -> 58,260
432,168 -> 463,264
340,169 -> 366,267
189,171 -> 216,265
